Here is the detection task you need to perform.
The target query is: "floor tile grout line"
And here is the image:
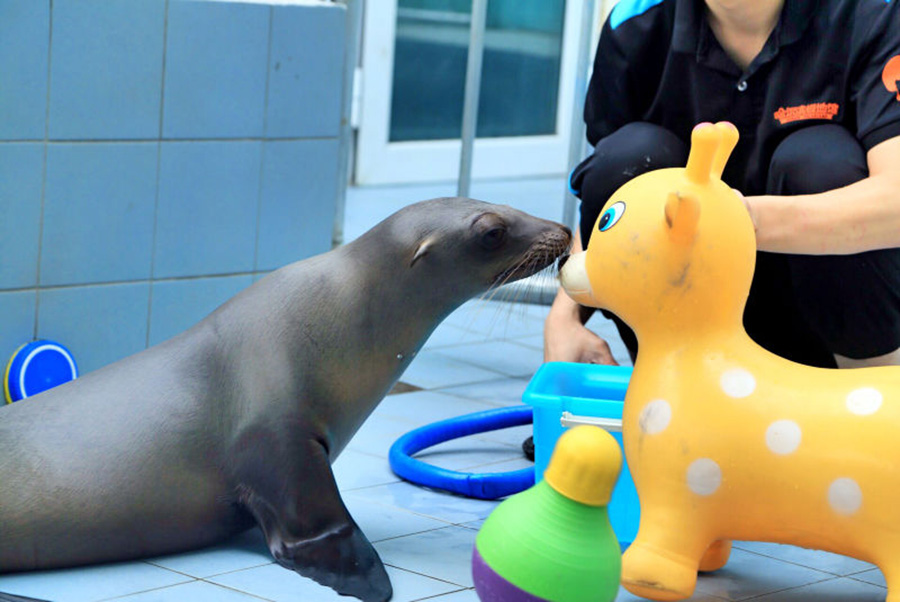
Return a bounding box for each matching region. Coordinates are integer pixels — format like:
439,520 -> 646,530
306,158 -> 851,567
140,559 -> 199,578
446,454 -> 533,472
847,574 -> 889,589
383,381 -> 527,398
142,558 -> 277,581
410,588 -> 472,602
427,351 -> 538,380
845,566 -> 886,578
429,376 -> 532,392
382,562 -> 471,590
338,479 -> 405,494
196,577 -> 277,602
251,7 -> 276,275
730,544 -> 878,579
427,378 -> 535,396
424,332 -> 546,350
448,314 -> 546,339
95,575 -> 197,602
33,0 -> 55,339
145,0 -> 170,348
97,574 -> 277,602
732,574 -> 858,601
344,495 -> 464,527
370,524 -> 459,545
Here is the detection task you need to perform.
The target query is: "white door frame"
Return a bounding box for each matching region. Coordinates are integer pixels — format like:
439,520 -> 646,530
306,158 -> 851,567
355,0 -> 586,186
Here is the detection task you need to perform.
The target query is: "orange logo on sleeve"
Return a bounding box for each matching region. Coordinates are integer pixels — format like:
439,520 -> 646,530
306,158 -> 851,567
883,55 -> 900,101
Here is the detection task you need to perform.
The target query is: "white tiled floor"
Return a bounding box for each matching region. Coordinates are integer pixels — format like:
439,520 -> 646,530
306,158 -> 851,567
0,178 -> 888,601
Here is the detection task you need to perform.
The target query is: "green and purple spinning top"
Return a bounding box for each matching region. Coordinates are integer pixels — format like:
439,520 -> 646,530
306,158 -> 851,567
472,425 -> 623,602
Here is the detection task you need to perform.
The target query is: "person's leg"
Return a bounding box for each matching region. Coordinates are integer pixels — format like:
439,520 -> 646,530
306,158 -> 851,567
573,122 -> 689,246
571,122 -> 689,360
835,348 -> 900,368
763,124 -> 900,367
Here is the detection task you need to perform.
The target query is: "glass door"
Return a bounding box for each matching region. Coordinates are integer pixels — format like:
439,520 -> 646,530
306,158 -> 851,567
355,0 -> 583,185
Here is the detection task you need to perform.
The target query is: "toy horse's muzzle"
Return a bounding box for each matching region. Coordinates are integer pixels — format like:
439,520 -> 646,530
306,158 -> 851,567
559,252 -> 601,307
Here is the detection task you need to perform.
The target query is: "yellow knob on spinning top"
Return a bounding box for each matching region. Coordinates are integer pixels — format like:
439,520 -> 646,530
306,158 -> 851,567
544,424 -> 622,506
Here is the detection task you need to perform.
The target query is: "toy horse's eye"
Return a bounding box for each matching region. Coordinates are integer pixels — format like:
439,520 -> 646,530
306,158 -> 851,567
598,201 -> 626,232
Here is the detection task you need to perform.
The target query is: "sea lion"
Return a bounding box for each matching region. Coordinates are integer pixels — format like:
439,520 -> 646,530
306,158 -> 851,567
0,197 -> 570,602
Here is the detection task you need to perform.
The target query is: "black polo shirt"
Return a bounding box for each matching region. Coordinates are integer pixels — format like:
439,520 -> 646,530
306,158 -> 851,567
582,0 -> 900,195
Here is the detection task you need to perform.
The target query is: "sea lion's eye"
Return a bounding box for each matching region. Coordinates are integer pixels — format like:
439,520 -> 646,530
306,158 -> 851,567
475,214 -> 508,250
482,226 -> 507,250
598,201 -> 626,232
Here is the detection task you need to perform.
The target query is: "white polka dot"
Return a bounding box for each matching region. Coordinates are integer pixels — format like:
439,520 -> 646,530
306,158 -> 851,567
846,388 -> 883,416
687,459 -> 722,496
720,368 -> 756,398
828,478 -> 863,516
765,420 -> 802,455
639,399 -> 672,435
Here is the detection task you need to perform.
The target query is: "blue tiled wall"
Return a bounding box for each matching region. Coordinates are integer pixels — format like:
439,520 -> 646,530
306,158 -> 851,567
0,0 -> 346,374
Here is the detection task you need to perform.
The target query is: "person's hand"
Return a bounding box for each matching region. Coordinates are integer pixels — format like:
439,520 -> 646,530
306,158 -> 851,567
544,308 -> 619,365
543,229 -> 618,365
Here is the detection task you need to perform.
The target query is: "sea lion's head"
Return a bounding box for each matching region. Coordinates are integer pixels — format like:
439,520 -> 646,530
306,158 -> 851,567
375,198 -> 571,303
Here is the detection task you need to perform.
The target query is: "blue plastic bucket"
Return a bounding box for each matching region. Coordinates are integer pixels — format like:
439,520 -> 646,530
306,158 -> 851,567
523,362 -> 639,548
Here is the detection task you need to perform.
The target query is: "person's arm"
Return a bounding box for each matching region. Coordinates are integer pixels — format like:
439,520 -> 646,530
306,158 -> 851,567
544,229 -> 619,365
745,135 -> 900,255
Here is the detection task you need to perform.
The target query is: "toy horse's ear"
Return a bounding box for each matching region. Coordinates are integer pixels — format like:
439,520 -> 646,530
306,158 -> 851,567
665,191 -> 700,245
710,121 -> 739,179
685,123 -> 720,184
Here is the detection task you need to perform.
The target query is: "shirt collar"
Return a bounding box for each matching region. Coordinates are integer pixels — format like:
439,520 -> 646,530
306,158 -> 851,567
672,0 -> 819,55
779,0 -> 818,46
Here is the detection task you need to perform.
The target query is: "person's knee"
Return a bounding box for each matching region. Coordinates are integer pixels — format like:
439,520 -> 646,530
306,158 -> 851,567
578,123 -> 687,244
767,125 -> 868,195
834,347 -> 900,368
586,123 -> 687,187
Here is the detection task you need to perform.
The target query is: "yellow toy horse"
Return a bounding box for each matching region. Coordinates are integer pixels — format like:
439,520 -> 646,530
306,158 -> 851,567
560,121 -> 900,601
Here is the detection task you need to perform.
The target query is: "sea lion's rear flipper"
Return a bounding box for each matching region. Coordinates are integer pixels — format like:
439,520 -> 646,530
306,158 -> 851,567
235,436 -> 392,602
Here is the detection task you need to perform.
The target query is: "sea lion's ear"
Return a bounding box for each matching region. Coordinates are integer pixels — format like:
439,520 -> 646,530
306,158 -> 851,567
410,238 -> 433,267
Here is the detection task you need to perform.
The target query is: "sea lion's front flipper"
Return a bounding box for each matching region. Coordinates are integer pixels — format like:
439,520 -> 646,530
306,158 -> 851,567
235,436 -> 392,602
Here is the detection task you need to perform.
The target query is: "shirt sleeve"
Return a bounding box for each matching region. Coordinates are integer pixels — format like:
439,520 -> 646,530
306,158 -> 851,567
853,0 -> 900,151
583,18 -> 645,147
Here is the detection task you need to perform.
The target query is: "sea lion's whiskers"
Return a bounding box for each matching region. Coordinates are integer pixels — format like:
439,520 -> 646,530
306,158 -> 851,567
472,262 -> 552,337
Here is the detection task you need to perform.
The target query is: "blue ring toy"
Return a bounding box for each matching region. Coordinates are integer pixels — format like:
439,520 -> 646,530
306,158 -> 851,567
388,405 -> 535,500
4,340 -> 79,404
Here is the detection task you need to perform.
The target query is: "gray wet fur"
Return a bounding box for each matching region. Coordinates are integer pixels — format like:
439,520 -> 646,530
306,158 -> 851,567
0,198 -> 570,602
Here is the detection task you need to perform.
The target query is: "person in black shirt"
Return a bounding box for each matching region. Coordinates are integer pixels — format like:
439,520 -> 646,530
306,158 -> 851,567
544,0 -> 900,369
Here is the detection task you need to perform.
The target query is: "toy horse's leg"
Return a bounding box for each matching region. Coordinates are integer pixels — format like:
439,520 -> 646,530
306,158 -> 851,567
879,560 -> 899,602
698,540 -> 732,572
621,506 -> 712,601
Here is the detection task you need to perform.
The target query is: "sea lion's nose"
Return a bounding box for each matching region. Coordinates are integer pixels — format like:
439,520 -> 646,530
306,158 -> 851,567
558,254 -> 570,270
